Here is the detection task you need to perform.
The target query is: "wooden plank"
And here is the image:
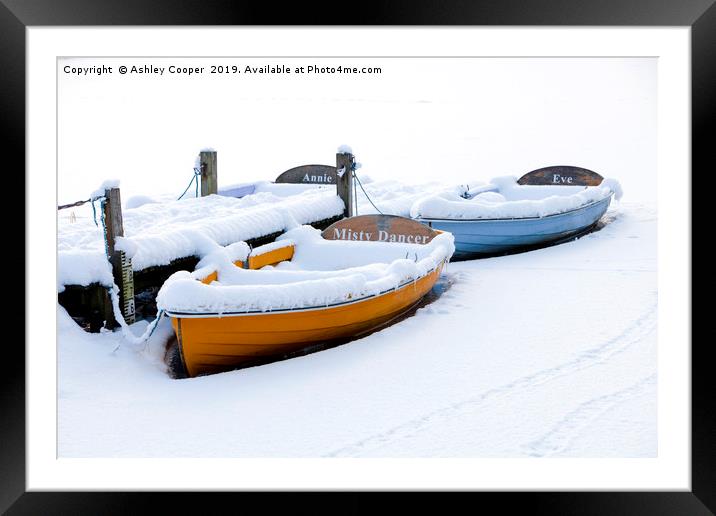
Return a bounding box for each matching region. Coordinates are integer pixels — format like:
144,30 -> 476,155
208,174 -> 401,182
322,214 -> 440,245
200,260 -> 245,285
248,244 -> 295,270
517,166 -> 604,186
336,152 -> 354,218
103,187 -> 135,327
275,164 -> 336,184
200,150 -> 218,196
58,283 -> 112,332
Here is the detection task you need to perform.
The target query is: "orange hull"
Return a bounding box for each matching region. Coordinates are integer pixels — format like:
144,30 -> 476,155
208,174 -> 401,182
171,263 -> 444,377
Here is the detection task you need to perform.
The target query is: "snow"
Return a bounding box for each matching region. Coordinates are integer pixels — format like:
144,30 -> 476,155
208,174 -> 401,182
247,238 -> 294,257
353,177 -> 447,217
90,179 -> 120,200
254,182 -> 334,196
125,195 -> 158,209
337,144 -> 353,154
218,181 -> 335,199
194,240 -> 251,274
58,201 -> 657,458
410,177 -> 622,220
600,178 -> 624,201
57,189 -> 345,290
473,191 -> 506,203
114,236 -> 138,259
57,250 -> 114,292
156,226 -> 454,314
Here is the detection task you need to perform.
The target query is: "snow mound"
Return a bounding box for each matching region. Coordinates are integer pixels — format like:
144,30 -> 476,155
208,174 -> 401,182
125,195 -> 158,209
156,225 -> 454,314
57,250 -> 114,292
410,176 -> 622,220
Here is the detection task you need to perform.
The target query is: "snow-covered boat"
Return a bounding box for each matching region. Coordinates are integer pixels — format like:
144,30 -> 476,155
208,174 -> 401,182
157,216 -> 454,377
410,166 -> 622,259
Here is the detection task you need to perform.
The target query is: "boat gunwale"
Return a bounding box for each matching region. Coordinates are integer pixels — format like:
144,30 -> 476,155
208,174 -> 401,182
414,193 -> 613,224
164,261 -> 446,319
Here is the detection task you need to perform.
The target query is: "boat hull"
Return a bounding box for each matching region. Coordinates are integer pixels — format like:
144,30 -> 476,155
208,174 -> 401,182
170,263 -> 444,377
417,196 -> 612,259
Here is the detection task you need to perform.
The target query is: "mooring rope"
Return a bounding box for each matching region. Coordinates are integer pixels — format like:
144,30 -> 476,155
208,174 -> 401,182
90,197 -> 100,226
106,283 -> 166,348
177,167 -> 201,200
353,169 -> 359,215
99,197 -> 110,258
353,172 -> 383,215
58,195 -> 106,226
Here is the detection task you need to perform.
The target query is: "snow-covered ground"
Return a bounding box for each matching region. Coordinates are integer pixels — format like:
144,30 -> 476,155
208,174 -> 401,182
58,200 -> 656,458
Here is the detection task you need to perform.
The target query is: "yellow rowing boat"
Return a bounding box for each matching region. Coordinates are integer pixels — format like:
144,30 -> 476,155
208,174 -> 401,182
159,216 -> 454,377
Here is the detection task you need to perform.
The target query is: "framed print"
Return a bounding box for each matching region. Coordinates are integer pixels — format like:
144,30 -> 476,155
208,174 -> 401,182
6,0 -> 711,513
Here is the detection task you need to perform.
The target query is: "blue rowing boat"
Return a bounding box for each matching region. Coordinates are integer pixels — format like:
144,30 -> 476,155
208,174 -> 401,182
418,195 -> 612,258
411,166 -> 620,259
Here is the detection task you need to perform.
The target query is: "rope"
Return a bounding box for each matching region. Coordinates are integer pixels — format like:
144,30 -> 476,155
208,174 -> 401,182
177,167 -> 201,200
353,172 -> 383,215
90,198 -> 99,226
145,309 -> 166,340
58,198 -> 91,210
59,195 -> 106,227
107,284 -> 166,348
99,198 -> 110,258
353,170 -> 359,216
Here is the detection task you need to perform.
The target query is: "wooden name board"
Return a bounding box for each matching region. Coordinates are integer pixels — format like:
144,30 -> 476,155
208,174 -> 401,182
275,164 -> 337,184
517,166 -> 604,186
322,215 -> 439,245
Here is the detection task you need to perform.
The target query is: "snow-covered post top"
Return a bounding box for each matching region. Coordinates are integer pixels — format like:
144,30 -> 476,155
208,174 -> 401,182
336,146 -> 355,218
199,149 -> 218,196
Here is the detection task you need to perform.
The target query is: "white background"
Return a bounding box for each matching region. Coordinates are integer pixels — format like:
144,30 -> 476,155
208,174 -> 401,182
58,56 -> 656,204
30,27 -> 690,490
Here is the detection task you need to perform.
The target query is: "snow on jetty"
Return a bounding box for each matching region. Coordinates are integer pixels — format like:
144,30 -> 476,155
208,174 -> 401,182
58,188 -> 344,291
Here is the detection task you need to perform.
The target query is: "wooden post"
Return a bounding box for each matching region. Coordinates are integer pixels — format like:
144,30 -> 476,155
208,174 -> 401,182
103,187 -> 135,327
336,151 -> 354,218
200,150 -> 218,196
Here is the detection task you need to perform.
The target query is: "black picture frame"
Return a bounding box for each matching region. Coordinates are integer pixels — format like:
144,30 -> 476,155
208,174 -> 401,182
5,1 -> 710,513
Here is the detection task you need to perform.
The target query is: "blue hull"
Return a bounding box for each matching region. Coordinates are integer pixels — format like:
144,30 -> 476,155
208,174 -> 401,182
417,195 -> 612,258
